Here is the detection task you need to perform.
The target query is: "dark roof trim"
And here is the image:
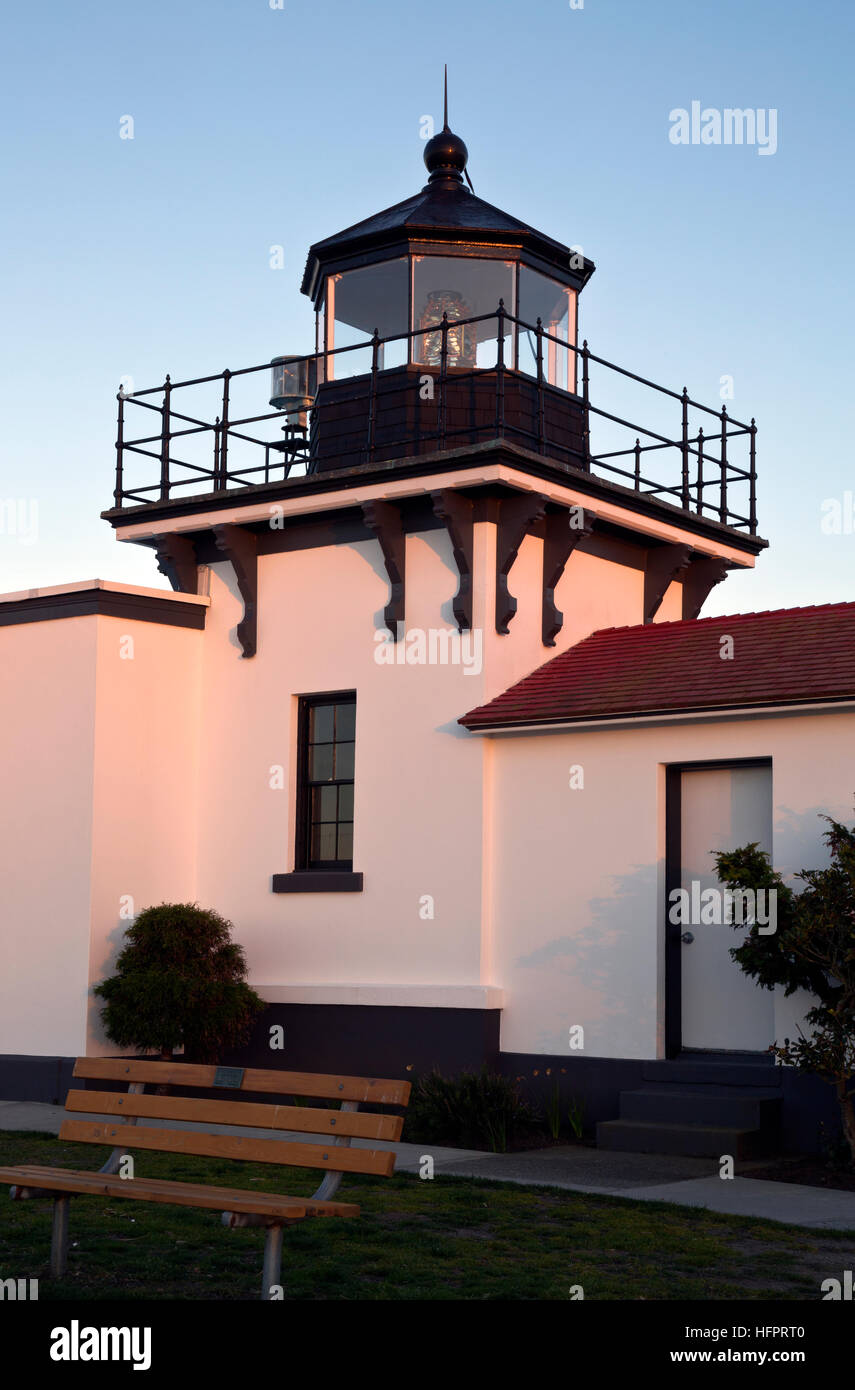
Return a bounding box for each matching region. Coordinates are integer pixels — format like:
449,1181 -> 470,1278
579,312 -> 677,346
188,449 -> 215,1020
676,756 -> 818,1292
0,587 -> 207,631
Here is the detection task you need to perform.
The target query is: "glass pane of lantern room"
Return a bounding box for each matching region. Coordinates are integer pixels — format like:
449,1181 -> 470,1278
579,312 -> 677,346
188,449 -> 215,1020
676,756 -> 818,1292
325,260 -> 409,380
518,267 -> 577,392
411,256 -> 515,370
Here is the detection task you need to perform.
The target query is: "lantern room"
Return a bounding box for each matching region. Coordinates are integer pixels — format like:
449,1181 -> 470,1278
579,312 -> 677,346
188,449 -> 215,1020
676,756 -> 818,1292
313,251 -> 579,388
298,116 -> 595,470
107,103 -> 759,539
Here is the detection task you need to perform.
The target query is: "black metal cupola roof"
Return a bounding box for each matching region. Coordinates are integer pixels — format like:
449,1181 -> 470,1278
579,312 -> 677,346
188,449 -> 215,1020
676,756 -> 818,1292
300,109 -> 595,306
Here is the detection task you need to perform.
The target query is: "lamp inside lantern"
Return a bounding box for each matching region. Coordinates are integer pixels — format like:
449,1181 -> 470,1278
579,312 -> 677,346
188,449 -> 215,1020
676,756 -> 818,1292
416,289 -> 475,369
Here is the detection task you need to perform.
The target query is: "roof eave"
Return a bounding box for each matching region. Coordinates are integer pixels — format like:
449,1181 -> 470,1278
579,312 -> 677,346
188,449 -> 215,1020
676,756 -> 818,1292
459,693 -> 855,734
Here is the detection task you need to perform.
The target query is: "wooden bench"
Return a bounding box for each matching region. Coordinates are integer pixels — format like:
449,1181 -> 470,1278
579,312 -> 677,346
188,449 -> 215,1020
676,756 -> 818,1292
0,1058 -> 411,1299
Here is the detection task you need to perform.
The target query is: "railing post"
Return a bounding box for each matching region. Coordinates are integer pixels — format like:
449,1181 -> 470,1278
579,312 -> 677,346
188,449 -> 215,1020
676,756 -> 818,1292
159,374 -> 171,501
366,327 -> 380,462
719,405 -> 728,523
438,312 -> 448,449
680,386 -> 690,510
114,389 -> 125,508
749,418 -> 757,534
495,299 -> 506,436
634,438 -> 641,490
696,426 -> 704,514
218,369 -> 231,489
535,317 -> 545,454
581,340 -> 591,469
213,415 -> 221,486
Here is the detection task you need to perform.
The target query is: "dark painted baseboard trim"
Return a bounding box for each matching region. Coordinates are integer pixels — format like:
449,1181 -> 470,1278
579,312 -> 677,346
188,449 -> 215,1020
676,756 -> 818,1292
220,1003 -> 500,1079
0,1055 -> 77,1105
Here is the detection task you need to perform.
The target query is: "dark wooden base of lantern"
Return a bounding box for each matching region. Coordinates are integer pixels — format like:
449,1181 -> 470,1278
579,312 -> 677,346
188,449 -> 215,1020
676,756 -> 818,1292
309,365 -> 586,474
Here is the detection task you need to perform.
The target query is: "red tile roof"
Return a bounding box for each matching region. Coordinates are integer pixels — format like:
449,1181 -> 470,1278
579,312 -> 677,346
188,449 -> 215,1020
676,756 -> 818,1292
460,603 -> 855,730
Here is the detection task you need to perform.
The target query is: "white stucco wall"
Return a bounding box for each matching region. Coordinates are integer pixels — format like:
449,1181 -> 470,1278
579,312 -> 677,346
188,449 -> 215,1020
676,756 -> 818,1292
195,532 -> 488,991
85,616 -> 203,1053
484,708 -> 855,1059
0,618 -> 97,1057
0,596 -> 204,1059
190,515 -> 691,999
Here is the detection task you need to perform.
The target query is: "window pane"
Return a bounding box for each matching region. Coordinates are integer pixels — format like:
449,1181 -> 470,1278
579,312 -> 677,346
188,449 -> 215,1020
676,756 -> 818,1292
338,783 -> 354,821
518,266 -> 576,392
310,704 -> 334,743
312,785 -> 338,821
311,822 -> 337,862
335,702 -> 356,741
412,256 -> 515,369
327,261 -> 409,380
337,823 -> 353,861
309,743 -> 334,781
335,741 -> 355,780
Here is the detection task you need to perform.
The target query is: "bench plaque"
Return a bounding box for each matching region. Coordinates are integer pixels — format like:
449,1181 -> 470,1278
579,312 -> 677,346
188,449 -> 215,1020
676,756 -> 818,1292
213,1066 -> 245,1089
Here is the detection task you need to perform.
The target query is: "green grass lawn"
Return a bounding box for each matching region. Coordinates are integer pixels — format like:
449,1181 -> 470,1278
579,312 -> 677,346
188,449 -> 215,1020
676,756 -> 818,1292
1,1131 -> 852,1300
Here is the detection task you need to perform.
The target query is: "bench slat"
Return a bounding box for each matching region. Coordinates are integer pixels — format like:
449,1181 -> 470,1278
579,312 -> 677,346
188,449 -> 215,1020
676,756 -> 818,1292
6,1165 -> 317,1211
0,1166 -> 358,1219
59,1120 -> 397,1177
64,1090 -> 403,1142
73,1059 -> 411,1106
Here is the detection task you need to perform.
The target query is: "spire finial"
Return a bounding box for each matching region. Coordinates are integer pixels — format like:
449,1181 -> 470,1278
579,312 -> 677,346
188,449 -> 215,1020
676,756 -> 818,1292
423,66 -> 470,189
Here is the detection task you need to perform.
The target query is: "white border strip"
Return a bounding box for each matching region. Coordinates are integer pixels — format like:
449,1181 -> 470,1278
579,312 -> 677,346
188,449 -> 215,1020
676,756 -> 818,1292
255,984 -> 505,1010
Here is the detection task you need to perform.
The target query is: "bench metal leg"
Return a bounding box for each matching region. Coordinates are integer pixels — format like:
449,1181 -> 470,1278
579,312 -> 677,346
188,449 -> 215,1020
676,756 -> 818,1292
261,1224 -> 284,1300
50,1196 -> 70,1278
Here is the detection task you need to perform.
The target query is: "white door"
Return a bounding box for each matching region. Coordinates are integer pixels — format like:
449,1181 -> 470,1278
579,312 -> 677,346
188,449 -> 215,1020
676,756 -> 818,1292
679,765 -> 775,1052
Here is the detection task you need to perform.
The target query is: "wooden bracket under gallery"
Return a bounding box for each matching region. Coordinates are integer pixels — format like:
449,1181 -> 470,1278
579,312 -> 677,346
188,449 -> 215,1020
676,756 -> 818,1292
361,499 -> 406,640
213,524 -> 258,658
681,554 -> 730,620
495,492 -> 547,635
430,488 -> 474,633
153,534 -> 199,595
541,506 -> 596,646
644,542 -> 692,624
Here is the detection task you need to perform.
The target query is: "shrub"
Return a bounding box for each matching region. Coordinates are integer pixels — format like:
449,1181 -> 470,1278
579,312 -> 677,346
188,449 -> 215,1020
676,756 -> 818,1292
93,902 -> 266,1063
403,1068 -> 538,1152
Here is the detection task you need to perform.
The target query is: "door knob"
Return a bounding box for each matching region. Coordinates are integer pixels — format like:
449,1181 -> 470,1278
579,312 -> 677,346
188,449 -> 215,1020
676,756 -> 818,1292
681,931 -> 694,944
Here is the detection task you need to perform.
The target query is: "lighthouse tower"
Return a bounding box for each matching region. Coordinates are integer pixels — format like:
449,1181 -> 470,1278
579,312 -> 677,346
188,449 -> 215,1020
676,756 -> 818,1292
0,113 -> 764,1090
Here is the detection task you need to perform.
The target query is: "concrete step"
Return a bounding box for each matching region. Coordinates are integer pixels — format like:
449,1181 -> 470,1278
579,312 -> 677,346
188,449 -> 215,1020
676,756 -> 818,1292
619,1087 -> 781,1130
596,1119 -> 772,1159
642,1057 -> 781,1088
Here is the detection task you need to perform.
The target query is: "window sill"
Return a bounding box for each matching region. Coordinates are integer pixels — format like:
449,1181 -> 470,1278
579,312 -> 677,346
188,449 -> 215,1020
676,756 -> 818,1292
271,871 -> 363,894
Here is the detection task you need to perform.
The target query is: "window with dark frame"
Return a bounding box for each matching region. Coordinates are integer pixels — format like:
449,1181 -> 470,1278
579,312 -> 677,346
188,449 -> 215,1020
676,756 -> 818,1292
296,694 -> 356,872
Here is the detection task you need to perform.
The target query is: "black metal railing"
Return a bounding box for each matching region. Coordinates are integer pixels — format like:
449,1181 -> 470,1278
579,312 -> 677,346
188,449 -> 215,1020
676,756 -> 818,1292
112,305 -> 758,533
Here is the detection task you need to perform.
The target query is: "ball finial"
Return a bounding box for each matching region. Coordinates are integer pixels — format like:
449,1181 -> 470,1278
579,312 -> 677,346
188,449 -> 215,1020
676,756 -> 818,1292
424,128 -> 469,183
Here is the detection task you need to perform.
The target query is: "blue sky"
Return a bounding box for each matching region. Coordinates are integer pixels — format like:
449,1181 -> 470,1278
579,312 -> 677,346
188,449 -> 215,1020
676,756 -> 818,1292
1,0 -> 853,613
